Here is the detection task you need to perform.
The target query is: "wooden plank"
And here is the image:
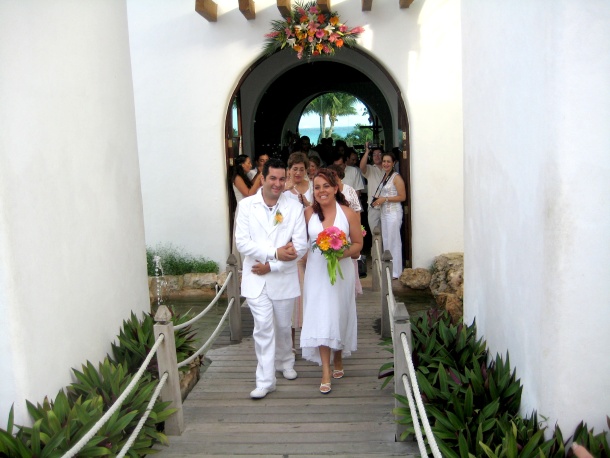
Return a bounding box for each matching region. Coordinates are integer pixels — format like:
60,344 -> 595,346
195,0 -> 217,22
238,0 -> 256,20
399,0 -> 415,8
156,286 -> 421,456
277,0 -> 291,17
362,0 -> 373,11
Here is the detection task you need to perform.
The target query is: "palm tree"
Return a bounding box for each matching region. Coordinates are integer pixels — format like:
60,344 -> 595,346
302,92 -> 359,142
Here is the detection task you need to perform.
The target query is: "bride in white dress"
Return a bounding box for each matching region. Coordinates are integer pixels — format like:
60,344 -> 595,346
300,168 -> 363,394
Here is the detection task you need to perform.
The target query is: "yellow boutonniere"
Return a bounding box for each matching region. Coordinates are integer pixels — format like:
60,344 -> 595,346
274,210 -> 283,226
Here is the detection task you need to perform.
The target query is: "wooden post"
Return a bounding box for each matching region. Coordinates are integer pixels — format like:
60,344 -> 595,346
316,0 -> 331,13
380,250 -> 393,339
362,0 -> 373,11
195,0 -> 218,22
153,305 -> 184,435
372,225 -> 382,292
238,0 -> 256,19
392,301 -> 411,441
277,0 -> 291,16
226,254 -> 242,342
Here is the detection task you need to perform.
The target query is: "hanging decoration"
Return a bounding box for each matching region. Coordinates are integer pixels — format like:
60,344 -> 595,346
263,1 -> 364,60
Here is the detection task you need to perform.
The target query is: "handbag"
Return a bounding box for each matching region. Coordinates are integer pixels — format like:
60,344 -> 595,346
358,255 -> 367,278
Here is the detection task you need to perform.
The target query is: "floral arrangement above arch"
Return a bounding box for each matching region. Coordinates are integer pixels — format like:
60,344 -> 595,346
263,1 -> 364,60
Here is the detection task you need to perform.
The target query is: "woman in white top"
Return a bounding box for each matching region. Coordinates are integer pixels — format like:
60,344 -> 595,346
283,152 -> 312,350
232,155 -> 263,268
369,151 -> 406,279
233,154 -> 262,203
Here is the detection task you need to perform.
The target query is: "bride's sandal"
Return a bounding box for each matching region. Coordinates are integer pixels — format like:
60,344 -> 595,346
320,382 -> 332,394
332,369 -> 344,379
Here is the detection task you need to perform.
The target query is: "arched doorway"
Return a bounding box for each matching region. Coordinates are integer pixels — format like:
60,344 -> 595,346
225,47 -> 412,268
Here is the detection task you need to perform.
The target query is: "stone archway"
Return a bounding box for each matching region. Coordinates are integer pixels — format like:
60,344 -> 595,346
225,47 -> 412,267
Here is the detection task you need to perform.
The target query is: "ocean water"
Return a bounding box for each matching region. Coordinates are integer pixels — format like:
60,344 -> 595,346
299,126 -> 357,144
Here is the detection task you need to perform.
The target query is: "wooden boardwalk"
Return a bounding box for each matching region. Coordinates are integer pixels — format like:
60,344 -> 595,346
157,281 -> 419,457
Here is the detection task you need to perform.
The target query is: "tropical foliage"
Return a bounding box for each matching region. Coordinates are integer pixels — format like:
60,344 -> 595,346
0,311 -> 198,456
147,243 -> 218,276
391,309 -> 610,457
302,92 -> 359,140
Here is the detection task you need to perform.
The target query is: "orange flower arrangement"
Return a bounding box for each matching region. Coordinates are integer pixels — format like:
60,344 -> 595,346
263,1 -> 364,60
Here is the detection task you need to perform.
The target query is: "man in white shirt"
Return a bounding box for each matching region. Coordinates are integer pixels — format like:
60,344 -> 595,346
332,154 -> 364,196
359,142 -> 385,233
235,158 -> 308,399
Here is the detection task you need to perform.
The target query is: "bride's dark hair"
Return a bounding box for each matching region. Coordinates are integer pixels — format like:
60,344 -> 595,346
312,168 -> 348,222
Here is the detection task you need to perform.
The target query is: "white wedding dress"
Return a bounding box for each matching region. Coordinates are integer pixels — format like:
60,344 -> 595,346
300,202 -> 358,365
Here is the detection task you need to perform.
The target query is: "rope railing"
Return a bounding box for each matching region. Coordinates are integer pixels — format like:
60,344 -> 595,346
381,249 -> 441,457
61,333 -> 166,458
174,271 -> 233,331
153,253 -> 242,436
178,297 -> 235,368
400,333 -> 442,458
116,371 -> 169,458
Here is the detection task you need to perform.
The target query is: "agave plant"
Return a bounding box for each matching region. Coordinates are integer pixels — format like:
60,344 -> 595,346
111,311 -> 198,377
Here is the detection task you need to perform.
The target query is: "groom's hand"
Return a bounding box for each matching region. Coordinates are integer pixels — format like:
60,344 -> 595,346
251,261 -> 271,276
276,242 -> 297,261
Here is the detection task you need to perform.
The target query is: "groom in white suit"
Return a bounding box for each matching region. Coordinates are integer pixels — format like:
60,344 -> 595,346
235,158 -> 308,399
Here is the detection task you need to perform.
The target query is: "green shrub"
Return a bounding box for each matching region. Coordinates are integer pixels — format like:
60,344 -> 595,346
111,311 -> 198,376
0,311 -> 197,456
392,309 -> 609,457
1,359 -> 175,457
147,244 -> 218,276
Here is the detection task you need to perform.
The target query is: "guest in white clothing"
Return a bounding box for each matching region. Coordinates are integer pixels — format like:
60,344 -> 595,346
247,153 -> 269,181
369,151 -> 406,279
359,142 -> 385,234
235,158 -> 308,399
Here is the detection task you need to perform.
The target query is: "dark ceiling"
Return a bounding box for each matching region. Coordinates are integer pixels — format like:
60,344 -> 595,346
251,60 -> 391,153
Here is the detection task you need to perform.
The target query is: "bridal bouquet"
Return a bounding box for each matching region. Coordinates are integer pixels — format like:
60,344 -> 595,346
313,226 -> 350,285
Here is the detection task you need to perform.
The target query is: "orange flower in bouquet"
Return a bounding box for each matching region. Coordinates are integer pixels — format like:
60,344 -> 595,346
313,226 -> 350,285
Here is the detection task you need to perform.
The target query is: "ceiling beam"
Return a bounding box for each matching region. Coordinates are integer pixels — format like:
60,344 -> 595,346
317,0 -> 331,13
239,0 -> 256,19
277,0 -> 291,17
399,0 -> 414,8
362,0 -> 372,11
195,0 -> 218,21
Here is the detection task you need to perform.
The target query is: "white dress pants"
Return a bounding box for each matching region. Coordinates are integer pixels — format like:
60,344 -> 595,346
381,209 -> 403,279
367,206 -> 381,235
247,286 -> 296,390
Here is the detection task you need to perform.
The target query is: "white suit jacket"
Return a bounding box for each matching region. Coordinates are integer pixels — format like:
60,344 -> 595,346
235,190 -> 308,300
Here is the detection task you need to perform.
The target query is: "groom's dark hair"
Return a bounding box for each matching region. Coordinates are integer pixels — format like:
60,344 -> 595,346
262,158 -> 286,178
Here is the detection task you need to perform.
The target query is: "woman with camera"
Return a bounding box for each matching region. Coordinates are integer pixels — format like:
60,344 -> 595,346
369,151 -> 406,279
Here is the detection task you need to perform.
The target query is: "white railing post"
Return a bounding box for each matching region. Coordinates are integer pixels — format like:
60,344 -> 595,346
153,305 -> 184,435
226,254 -> 242,342
392,301 -> 411,441
381,250 -> 393,339
372,225 -> 382,292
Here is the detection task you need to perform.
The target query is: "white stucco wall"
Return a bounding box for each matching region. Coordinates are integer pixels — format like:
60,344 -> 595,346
127,0 -> 464,270
463,1 -> 610,434
0,0 -> 149,426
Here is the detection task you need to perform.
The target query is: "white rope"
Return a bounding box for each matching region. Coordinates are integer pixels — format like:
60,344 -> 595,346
400,372 -> 428,455
62,333 -> 166,458
178,297 -> 235,368
400,331 -> 442,458
116,371 -> 169,458
175,271 -> 233,331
